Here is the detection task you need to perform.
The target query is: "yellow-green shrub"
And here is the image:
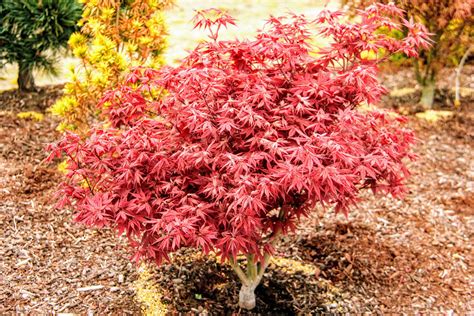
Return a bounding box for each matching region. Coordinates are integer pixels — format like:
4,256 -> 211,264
51,0 -> 173,132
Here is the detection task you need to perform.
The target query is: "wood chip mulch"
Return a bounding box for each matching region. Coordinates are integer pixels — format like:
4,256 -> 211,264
0,84 -> 472,314
0,87 -> 140,314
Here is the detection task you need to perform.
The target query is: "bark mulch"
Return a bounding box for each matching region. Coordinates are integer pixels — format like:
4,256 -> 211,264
379,65 -> 474,112
0,85 -> 472,314
0,87 -> 140,314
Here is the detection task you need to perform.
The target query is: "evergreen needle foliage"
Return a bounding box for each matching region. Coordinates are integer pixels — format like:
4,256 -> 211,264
0,0 -> 82,91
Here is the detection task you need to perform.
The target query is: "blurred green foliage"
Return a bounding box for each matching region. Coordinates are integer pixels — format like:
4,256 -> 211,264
0,0 -> 82,91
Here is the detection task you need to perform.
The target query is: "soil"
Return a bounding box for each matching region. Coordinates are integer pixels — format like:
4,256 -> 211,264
0,70 -> 473,314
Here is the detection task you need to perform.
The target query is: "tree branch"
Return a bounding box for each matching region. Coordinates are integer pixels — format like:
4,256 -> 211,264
229,257 -> 249,286
455,45 -> 471,108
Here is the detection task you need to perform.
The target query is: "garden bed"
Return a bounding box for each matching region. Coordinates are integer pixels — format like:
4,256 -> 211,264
0,82 -> 472,314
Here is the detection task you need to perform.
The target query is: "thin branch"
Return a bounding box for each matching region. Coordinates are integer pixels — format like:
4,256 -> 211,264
454,45 -> 471,108
256,252 -> 272,282
246,254 -> 257,280
66,152 -> 95,195
256,226 -> 283,279
229,257 -> 249,286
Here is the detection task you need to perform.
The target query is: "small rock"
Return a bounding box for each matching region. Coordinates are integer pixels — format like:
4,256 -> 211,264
326,303 -> 337,311
110,287 -> 120,292
77,285 -> 104,292
118,274 -> 124,283
172,278 -> 183,284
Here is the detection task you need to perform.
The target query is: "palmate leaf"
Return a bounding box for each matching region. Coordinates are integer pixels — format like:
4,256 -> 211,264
49,4 -> 429,265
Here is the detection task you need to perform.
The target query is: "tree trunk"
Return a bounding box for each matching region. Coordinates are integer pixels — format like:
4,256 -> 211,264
239,283 -> 257,310
230,232 -> 281,310
420,79 -> 435,110
230,254 -> 272,310
17,63 -> 36,92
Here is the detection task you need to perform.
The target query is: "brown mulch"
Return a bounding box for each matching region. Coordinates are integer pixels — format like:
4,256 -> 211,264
379,65 -> 474,111
0,83 -> 473,314
0,85 -> 64,113
0,87 -> 141,314
148,113 -> 473,314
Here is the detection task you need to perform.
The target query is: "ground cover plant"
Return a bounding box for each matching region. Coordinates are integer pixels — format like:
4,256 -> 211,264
0,0 -> 82,92
47,4 -> 431,310
50,0 -> 173,132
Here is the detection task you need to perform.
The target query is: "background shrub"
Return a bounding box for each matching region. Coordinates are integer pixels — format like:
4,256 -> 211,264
341,0 -> 473,109
50,0 -> 173,132
0,0 -> 82,92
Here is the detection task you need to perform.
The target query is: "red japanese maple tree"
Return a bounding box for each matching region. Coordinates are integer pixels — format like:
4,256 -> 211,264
48,4 -> 429,309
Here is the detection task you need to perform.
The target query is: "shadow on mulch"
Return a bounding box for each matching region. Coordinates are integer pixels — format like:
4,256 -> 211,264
152,212 -> 471,314
146,222 -> 417,314
300,222 -> 405,286
148,250 -> 345,315
442,194 -> 474,217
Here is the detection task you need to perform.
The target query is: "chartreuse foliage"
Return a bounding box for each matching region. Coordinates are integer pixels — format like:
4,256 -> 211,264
17,111 -> 45,122
50,0 -> 173,133
342,0 -> 473,108
49,4 -> 429,310
0,0 -> 82,91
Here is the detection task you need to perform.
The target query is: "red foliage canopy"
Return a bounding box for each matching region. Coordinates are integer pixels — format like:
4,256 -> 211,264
48,4 -> 429,264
